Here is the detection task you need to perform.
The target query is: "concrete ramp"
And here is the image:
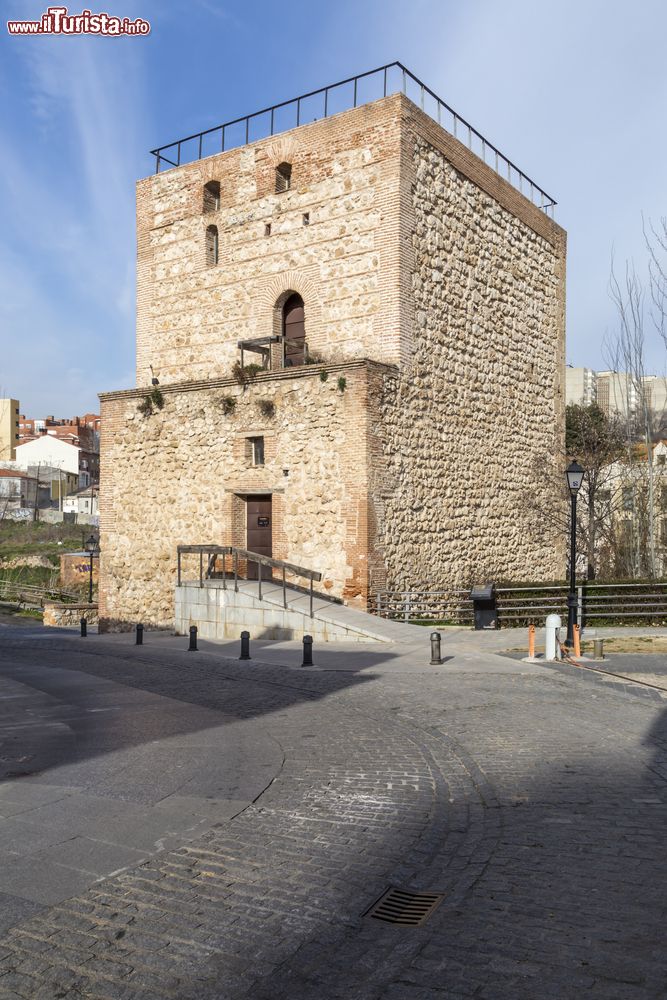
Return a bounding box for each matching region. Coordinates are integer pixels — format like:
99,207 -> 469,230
175,580 -> 427,643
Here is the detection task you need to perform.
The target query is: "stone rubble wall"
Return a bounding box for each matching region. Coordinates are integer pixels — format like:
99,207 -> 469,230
370,130 -> 566,592
43,602 -> 98,627
99,362 -> 383,631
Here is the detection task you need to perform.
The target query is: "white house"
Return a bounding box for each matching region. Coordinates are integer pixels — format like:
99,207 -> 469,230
62,486 -> 99,517
14,436 -> 90,488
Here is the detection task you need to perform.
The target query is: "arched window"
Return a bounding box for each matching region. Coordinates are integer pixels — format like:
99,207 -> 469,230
203,181 -> 220,213
206,225 -> 219,266
275,162 -> 292,194
282,293 -> 305,367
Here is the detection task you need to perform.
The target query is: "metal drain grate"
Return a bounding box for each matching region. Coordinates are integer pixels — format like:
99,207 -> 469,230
365,887 -> 444,926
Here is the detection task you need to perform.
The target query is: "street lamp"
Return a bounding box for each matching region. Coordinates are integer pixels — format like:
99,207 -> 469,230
85,534 -> 98,605
565,460 -> 585,648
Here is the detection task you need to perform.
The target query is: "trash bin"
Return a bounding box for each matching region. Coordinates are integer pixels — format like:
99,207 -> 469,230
470,583 -> 497,630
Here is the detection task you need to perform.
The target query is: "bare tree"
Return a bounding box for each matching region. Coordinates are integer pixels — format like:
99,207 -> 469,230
644,215 -> 667,352
607,258 -> 659,577
566,404 -> 626,579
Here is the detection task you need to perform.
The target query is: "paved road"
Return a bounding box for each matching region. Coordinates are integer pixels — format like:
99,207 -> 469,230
0,623 -> 666,998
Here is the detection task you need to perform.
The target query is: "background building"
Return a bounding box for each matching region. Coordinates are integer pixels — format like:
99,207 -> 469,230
0,399 -> 20,461
565,367 -> 597,407
100,68 -> 566,630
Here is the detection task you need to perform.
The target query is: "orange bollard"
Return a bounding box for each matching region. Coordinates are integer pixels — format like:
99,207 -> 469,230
528,624 -> 535,658
573,623 -> 581,658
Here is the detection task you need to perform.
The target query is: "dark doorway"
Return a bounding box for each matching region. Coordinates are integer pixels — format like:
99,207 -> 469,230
246,495 -> 272,579
283,293 -> 305,367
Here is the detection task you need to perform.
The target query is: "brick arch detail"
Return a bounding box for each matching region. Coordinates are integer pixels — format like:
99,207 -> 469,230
260,271 -> 323,347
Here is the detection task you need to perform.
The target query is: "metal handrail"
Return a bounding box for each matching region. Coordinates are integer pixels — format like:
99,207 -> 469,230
150,61 -> 556,216
176,544 -> 322,617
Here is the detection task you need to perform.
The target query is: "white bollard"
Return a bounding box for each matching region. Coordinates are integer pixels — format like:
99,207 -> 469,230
545,613 -> 562,661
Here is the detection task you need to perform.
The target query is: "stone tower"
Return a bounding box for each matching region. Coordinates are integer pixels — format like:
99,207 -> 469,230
99,66 -> 566,630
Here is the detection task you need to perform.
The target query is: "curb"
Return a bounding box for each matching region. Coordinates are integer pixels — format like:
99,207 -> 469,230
540,657 -> 667,705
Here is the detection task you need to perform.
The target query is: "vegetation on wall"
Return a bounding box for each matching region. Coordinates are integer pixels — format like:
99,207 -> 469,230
220,395 -> 237,415
232,361 -> 264,385
257,399 -> 276,419
137,386 -> 166,417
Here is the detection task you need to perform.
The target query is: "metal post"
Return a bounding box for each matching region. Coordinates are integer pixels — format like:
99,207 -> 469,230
240,630 -> 251,661
353,77 -> 357,107
80,617 -> 87,638
302,634 -> 313,667
429,631 -> 443,665
282,566 -> 287,609
88,555 -> 94,605
383,67 -> 387,97
136,623 -> 144,645
234,550 -> 238,592
296,98 -> 300,126
324,88 -> 328,116
177,549 -> 181,587
199,551 -> 203,588
258,560 -> 262,601
566,492 -> 578,647
188,626 -> 198,651
593,638 -> 605,660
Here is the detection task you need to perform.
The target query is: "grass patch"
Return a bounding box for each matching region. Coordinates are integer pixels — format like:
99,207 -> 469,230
580,636 -> 667,655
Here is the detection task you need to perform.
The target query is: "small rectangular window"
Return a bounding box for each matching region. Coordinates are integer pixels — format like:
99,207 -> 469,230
249,436 -> 264,467
264,222 -> 272,236
302,212 -> 310,226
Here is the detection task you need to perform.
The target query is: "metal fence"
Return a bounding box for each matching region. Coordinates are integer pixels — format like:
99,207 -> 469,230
374,581 -> 667,628
0,578 -> 79,608
150,62 -> 556,216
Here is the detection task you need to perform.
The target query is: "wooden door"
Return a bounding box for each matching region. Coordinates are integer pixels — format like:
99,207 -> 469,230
246,495 -> 272,579
283,293 -> 305,367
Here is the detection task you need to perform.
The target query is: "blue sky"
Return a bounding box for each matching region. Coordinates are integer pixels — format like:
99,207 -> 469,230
2,0 -> 667,415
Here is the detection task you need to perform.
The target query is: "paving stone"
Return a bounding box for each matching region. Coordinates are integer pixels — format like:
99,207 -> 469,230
0,626 -> 666,998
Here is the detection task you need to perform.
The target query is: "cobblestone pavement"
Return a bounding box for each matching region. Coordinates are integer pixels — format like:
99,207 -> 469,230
0,624 -> 666,998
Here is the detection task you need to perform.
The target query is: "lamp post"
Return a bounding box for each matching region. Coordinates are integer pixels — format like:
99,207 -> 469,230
85,534 -> 98,605
565,460 -> 585,648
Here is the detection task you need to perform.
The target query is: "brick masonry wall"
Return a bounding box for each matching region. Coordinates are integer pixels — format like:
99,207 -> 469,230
99,362 -> 384,630
60,552 -> 99,589
135,97 -> 407,390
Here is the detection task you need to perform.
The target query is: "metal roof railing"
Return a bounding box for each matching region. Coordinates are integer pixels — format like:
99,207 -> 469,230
150,61 -> 556,217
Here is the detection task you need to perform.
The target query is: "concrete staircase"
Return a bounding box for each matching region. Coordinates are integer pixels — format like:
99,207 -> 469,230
175,579 -> 427,644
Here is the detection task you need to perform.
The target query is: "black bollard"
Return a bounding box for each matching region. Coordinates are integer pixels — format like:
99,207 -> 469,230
429,631 -> 443,665
135,623 -> 144,645
80,617 -> 87,638
239,630 -> 251,661
188,625 -> 198,651
302,634 -> 314,667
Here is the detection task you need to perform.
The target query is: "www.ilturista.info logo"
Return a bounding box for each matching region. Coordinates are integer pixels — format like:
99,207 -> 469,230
7,6 -> 150,35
